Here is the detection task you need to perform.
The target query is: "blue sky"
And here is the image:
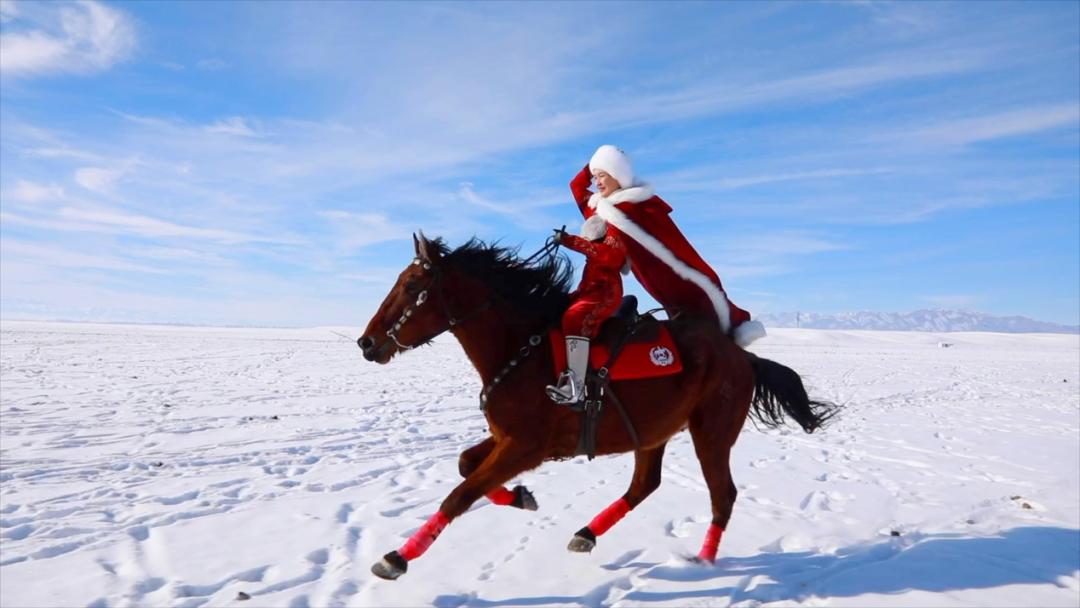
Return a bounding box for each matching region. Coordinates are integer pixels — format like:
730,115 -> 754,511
1,0 -> 1077,327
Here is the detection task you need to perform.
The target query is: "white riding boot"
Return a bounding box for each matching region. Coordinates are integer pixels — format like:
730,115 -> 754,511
546,336 -> 590,404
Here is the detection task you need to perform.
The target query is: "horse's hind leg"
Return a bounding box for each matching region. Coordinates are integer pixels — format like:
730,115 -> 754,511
567,442 -> 667,553
687,393 -> 750,563
459,436 -> 538,511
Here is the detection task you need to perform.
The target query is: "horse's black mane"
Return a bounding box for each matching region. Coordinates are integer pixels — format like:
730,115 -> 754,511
429,237 -> 573,325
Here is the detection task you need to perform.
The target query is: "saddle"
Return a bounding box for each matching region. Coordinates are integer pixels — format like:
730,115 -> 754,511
549,296 -> 683,382
549,296 -> 682,460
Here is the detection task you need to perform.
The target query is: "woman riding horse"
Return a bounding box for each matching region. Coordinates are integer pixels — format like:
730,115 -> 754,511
545,216 -> 628,405
359,232 -> 834,581
571,145 -> 767,347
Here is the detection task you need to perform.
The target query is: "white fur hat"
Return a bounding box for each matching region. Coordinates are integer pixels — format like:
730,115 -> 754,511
589,145 -> 634,189
580,214 -> 607,241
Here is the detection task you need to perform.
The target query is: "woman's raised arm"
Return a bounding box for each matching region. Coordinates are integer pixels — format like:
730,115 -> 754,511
569,163 -> 593,212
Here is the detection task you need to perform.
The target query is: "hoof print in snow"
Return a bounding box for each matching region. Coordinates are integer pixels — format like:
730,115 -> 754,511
1022,502 -> 1033,510
890,530 -> 901,537
236,591 -> 251,601
371,551 -> 407,580
1010,495 -> 1023,501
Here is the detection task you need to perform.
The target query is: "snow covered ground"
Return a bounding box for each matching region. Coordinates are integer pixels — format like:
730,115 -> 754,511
1,319 -> 1077,608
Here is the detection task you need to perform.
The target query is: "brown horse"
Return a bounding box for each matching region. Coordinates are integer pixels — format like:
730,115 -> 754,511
358,233 -> 835,580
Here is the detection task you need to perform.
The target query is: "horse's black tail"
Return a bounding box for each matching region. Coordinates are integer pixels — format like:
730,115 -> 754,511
746,353 -> 837,433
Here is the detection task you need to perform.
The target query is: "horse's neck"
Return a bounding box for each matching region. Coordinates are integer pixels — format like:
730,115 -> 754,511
451,306 -> 539,384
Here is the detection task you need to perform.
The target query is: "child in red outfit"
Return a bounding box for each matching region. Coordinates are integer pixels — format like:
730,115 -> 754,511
546,215 -> 627,404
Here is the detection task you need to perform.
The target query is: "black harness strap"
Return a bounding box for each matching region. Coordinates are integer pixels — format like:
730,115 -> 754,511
574,314 -> 648,460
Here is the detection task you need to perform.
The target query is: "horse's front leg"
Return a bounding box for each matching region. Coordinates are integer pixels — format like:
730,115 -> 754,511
567,443 -> 667,553
460,436 -> 538,511
372,438 -> 544,580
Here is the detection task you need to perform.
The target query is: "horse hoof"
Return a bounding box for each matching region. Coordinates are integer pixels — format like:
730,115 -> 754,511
371,551 -> 407,580
567,527 -> 596,553
513,485 -> 538,511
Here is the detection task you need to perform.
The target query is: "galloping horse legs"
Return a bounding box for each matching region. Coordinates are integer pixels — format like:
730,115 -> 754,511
372,438 -> 544,580
687,404 -> 742,563
458,436 -> 537,511
567,443 -> 667,552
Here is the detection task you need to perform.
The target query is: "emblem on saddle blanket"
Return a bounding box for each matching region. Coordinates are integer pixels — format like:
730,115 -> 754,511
649,346 -> 674,367
549,326 -> 683,381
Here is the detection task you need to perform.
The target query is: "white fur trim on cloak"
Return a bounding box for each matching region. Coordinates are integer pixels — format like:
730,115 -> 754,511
733,319 -> 767,347
587,183 -> 655,208
579,214 -> 607,241
591,197 -> 734,333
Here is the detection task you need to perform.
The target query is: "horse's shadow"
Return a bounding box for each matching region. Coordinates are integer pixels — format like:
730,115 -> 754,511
433,526 -> 1080,607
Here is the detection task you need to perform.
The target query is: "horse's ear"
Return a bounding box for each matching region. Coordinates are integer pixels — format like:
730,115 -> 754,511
413,233 -> 421,258
415,230 -> 438,263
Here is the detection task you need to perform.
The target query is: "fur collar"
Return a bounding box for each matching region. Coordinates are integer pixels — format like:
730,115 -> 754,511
587,183 -> 655,209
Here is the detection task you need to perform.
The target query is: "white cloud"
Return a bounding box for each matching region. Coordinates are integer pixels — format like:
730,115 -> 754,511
1,239 -> 167,274
661,167 -> 896,193
0,0 -> 19,23
890,103 -> 1080,146
0,0 -> 136,77
74,165 -> 126,194
317,210 -> 411,252
456,183 -> 573,232
24,144 -> 104,162
205,117 -> 261,138
57,207 -> 286,243
1,207 -> 295,245
5,179 -> 66,203
695,230 -> 848,281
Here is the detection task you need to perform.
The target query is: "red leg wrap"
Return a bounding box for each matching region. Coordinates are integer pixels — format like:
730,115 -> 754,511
398,511 -> 450,561
587,498 -> 630,536
486,486 -> 515,506
697,523 -> 724,563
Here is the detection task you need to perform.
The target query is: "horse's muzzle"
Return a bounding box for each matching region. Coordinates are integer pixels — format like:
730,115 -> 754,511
358,335 -> 378,361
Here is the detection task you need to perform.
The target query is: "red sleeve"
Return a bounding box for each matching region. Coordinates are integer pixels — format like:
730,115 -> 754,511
561,234 -> 626,268
569,163 -> 594,217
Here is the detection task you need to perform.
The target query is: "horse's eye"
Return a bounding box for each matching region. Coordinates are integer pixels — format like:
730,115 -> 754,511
404,279 -> 420,295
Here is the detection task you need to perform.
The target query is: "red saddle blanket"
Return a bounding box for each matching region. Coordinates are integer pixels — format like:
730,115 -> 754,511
549,326 -> 683,381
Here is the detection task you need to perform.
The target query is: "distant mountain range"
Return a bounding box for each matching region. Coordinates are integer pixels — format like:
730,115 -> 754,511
757,309 -> 1079,334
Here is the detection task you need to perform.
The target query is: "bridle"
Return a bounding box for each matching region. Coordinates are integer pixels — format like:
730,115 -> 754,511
385,235 -> 562,351
384,256 -> 492,351
383,237 -> 563,410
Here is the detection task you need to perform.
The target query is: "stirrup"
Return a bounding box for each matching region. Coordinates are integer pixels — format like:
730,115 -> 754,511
546,371 -> 583,404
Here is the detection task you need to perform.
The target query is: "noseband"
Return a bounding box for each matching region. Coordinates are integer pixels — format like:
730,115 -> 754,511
385,257 -> 491,350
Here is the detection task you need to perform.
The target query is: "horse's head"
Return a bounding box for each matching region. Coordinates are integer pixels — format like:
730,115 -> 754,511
358,232 -> 574,363
357,232 -> 461,364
